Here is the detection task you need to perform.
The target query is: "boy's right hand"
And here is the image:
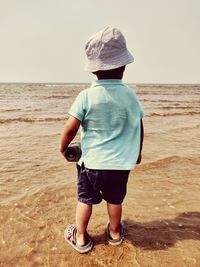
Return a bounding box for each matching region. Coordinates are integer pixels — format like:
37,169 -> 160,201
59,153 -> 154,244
60,116 -> 81,154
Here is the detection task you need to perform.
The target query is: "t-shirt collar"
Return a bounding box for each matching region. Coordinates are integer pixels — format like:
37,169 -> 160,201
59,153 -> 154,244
92,79 -> 123,86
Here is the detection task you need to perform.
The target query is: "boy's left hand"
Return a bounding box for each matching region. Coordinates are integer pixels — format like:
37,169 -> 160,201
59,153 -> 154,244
136,154 -> 142,164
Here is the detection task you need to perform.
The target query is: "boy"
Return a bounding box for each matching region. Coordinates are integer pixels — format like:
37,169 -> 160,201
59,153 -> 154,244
60,27 -> 144,253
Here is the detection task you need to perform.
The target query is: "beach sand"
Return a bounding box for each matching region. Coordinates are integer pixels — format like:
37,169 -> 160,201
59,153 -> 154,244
0,83 -> 200,267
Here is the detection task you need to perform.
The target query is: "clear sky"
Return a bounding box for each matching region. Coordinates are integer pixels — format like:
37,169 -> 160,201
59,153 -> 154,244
0,0 -> 200,84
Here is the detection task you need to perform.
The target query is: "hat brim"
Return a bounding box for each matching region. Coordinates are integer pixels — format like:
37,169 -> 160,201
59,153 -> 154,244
84,49 -> 134,72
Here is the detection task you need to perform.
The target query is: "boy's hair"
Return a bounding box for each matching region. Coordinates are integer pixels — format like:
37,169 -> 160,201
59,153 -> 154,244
92,66 -> 125,80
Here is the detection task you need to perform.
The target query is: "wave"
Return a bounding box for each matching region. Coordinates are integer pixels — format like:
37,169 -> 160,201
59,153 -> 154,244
142,99 -> 176,103
0,108 -> 43,112
147,111 -> 200,117
1,111 -> 199,123
176,124 -> 200,131
1,108 -> 22,112
140,156 -> 199,171
142,99 -> 200,104
0,117 -> 67,124
161,106 -> 200,110
45,95 -> 72,99
137,92 -> 190,96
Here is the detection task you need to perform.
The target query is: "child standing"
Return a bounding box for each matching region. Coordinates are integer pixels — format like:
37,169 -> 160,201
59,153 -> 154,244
60,27 -> 144,253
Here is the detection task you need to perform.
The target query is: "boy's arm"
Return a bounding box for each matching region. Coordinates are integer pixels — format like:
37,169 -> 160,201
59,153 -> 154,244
59,115 -> 81,154
136,119 -> 144,164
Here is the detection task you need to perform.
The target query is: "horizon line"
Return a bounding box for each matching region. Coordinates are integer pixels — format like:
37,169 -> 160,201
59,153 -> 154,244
0,82 -> 200,86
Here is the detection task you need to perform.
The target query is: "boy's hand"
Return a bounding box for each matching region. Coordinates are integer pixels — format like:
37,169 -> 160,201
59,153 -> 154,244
60,116 -> 81,155
136,119 -> 144,165
136,154 -> 142,164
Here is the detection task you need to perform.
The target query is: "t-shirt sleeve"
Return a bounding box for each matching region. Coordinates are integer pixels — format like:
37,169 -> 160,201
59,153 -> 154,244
68,91 -> 86,122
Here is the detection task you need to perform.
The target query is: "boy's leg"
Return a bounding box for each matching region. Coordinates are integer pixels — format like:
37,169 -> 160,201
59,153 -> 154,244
75,201 -> 92,246
107,202 -> 122,240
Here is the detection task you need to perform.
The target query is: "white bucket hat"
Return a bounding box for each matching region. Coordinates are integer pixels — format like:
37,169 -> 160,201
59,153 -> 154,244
84,26 -> 134,72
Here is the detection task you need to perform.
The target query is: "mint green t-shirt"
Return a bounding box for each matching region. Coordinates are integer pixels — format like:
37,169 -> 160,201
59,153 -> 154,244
68,79 -> 144,170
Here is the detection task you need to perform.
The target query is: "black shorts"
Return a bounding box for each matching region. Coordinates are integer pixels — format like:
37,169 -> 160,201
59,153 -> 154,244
77,164 -> 130,205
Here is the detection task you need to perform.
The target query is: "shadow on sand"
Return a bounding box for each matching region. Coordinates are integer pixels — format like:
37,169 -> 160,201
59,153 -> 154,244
92,212 -> 200,250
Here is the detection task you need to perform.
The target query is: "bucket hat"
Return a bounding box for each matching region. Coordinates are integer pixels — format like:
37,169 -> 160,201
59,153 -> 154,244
84,26 -> 134,72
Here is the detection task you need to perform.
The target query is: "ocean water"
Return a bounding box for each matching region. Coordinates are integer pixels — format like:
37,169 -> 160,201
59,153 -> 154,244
0,83 -> 200,266
0,83 -> 199,124
0,83 -> 199,204
0,83 -> 87,123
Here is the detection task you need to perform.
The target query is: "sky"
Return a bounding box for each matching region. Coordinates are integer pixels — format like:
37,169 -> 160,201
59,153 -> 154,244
0,0 -> 200,84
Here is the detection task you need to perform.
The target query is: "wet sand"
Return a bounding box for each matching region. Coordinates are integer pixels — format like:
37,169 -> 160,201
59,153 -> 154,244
0,83 -> 200,267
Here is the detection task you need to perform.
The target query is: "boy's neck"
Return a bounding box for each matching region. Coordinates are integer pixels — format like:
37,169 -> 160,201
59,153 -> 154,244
97,77 -> 123,80
96,73 -> 124,80
93,66 -> 125,80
